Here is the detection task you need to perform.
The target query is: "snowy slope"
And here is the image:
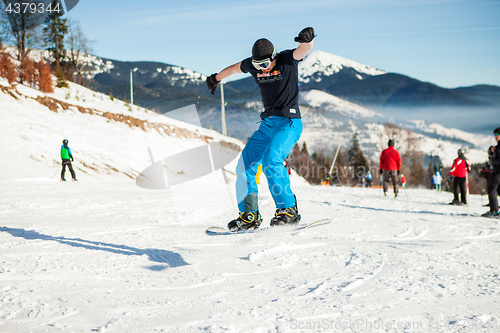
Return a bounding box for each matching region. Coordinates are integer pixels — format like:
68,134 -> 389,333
1,176 -> 499,332
1,78 -> 499,332
300,90 -> 381,118
0,77 -> 242,183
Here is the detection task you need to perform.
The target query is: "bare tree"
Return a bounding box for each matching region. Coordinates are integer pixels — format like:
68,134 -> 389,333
1,0 -> 44,61
377,122 -> 404,152
378,123 -> 426,187
66,19 -> 92,86
0,2 -> 10,51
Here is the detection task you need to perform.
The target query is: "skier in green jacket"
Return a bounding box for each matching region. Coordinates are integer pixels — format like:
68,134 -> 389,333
61,139 -> 77,181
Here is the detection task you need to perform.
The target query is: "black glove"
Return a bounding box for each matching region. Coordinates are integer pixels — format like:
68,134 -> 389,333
70,155 -> 74,162
397,170 -> 400,175
448,176 -> 453,182
379,169 -> 383,175
206,73 -> 220,95
294,27 -> 316,43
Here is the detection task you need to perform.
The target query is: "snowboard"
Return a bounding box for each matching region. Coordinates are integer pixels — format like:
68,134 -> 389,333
206,218 -> 331,236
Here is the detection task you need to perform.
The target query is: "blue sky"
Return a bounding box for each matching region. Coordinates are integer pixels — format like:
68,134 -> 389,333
65,0 -> 500,88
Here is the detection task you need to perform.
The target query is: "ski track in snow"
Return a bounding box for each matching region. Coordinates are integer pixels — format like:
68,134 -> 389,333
1,178 -> 499,332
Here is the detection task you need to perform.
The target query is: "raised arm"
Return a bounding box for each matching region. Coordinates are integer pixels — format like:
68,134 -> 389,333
206,62 -> 243,95
293,27 -> 315,61
216,62 -> 243,82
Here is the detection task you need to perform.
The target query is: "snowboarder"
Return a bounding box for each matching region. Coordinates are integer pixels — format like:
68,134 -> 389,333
60,139 -> 77,181
206,27 -> 315,231
380,139 -> 401,197
365,171 -> 372,187
448,148 -> 470,205
482,128 -> 500,217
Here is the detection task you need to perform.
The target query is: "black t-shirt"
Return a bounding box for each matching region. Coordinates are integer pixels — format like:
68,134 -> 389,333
240,49 -> 301,119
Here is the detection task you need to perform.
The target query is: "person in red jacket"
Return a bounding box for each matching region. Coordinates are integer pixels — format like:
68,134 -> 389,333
449,148 -> 471,205
380,139 -> 401,197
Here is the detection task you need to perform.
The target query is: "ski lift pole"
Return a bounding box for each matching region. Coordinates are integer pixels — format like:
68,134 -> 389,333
466,170 -> 470,216
329,145 -> 341,176
401,173 -> 407,197
220,82 -> 227,136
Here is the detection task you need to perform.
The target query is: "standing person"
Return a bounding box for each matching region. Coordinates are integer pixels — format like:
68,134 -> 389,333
60,139 -> 77,181
379,139 -> 401,197
479,146 -> 494,183
482,128 -> 500,217
434,171 -> 442,192
479,146 -> 496,207
285,160 -> 292,176
325,173 -> 331,186
401,174 -> 407,190
449,149 -> 470,205
206,27 -> 315,231
365,171 -> 372,187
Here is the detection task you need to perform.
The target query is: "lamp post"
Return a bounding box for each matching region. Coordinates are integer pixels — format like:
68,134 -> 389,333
130,68 -> 138,112
220,82 -> 227,136
130,70 -> 134,106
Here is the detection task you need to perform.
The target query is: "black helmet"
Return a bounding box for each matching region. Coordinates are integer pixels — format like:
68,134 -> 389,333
62,139 -> 68,145
457,148 -> 465,156
494,127 -> 500,135
252,38 -> 276,61
388,139 -> 394,147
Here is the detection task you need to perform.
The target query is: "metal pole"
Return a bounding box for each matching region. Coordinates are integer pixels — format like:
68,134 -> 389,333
329,145 -> 341,175
220,82 -> 227,136
130,70 -> 134,107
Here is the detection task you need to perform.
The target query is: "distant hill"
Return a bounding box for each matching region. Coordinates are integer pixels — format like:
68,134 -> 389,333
74,49 -> 499,145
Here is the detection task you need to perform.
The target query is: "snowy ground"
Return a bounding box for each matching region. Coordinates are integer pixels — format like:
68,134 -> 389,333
1,77 -> 499,332
1,176 -> 499,332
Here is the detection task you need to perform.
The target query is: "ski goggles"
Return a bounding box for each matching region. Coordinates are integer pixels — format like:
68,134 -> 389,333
252,49 -> 277,71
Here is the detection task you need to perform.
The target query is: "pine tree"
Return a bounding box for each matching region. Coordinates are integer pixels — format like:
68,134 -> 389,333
301,142 -> 309,156
43,0 -> 68,88
348,132 -> 369,184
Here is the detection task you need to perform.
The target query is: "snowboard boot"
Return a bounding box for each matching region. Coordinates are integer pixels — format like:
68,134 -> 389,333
481,210 -> 500,218
270,203 -> 301,227
227,211 -> 262,232
449,200 -> 461,205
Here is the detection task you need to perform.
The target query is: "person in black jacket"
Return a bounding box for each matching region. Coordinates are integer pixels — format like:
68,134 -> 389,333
482,128 -> 500,217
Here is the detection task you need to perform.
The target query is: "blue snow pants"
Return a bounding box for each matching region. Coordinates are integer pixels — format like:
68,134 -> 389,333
235,116 -> 302,212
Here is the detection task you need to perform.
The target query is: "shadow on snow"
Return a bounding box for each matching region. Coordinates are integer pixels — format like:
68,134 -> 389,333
337,203 -> 451,216
0,226 -> 189,271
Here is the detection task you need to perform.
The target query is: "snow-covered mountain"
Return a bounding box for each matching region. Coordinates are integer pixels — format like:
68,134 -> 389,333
299,50 -> 386,83
300,89 -> 381,118
2,45 -> 495,169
